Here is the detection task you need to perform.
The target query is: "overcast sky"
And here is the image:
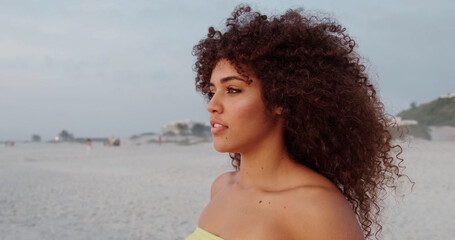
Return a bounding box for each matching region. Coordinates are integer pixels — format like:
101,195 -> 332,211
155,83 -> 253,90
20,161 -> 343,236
1,0 -> 454,141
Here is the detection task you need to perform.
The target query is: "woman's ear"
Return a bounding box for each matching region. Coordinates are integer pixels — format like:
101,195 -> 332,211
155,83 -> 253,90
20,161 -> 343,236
274,106 -> 283,115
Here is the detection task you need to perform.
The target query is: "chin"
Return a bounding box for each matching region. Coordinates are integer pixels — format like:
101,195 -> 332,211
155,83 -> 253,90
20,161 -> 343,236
212,139 -> 238,153
212,142 -> 229,153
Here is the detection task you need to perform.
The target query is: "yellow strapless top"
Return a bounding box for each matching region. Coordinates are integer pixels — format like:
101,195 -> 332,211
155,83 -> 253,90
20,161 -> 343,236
186,227 -> 223,240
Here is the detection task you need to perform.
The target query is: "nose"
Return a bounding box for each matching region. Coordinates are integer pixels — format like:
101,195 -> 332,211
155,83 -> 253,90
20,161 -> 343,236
206,93 -> 223,113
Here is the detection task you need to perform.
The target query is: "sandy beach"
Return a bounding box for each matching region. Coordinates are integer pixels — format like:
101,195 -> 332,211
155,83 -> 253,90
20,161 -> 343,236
0,140 -> 454,240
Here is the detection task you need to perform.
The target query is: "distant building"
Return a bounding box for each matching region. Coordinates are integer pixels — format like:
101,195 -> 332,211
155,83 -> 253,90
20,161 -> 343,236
161,120 -> 211,137
162,120 -> 193,136
395,117 -> 418,126
440,92 -> 455,99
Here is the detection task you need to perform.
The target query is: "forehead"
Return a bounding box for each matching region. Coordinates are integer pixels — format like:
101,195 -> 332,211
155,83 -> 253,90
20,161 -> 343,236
210,60 -> 240,81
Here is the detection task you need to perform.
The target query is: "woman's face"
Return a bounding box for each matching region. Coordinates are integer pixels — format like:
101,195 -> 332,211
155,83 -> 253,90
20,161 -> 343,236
207,59 -> 281,153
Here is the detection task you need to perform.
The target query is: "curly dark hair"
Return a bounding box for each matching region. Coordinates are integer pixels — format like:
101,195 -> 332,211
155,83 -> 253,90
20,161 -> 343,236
193,5 -> 408,239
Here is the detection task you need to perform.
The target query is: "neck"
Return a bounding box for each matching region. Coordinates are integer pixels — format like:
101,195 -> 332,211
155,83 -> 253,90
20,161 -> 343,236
235,128 -> 296,190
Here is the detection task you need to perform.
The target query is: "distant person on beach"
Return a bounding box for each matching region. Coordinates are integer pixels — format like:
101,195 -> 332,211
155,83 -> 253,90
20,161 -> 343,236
187,5 -> 408,240
108,137 -> 114,146
86,138 -> 92,150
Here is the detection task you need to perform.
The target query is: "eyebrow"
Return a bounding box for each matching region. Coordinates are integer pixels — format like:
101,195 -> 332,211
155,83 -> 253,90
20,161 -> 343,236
209,75 -> 249,86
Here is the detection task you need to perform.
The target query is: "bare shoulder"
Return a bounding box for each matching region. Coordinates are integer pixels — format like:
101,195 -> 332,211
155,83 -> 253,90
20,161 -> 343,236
285,184 -> 365,240
210,171 -> 236,200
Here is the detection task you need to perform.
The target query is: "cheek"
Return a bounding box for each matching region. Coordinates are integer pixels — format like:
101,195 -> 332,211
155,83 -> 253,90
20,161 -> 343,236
231,98 -> 269,128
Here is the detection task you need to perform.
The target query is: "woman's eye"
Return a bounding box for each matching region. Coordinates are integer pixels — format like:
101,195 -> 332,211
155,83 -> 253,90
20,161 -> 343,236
227,87 -> 241,94
207,92 -> 214,99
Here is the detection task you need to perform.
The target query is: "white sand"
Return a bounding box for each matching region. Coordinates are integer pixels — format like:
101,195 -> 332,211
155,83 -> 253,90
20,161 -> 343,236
0,140 -> 453,240
381,139 -> 455,239
430,126 -> 455,141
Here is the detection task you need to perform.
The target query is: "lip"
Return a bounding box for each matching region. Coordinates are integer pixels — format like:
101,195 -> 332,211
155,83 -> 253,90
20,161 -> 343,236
210,118 -> 228,134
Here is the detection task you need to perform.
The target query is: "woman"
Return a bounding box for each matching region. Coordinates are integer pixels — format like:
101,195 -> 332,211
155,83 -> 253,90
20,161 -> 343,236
187,5 -> 407,240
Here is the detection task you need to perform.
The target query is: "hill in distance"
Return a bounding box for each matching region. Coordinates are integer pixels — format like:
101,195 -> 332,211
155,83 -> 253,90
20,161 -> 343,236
398,95 -> 455,127
395,93 -> 455,140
